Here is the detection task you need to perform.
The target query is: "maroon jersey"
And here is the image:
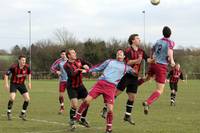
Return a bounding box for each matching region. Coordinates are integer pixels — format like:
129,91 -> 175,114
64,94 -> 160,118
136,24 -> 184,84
5,64 -> 31,84
64,59 -> 91,88
125,47 -> 148,75
167,69 -> 183,83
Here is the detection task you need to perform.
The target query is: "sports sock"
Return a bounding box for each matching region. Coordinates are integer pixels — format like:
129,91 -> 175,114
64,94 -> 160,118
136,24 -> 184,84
21,101 -> 29,115
171,92 -> 176,101
70,107 -> 76,120
74,102 -> 89,121
7,100 -> 13,113
81,105 -> 89,120
146,90 -> 161,105
59,96 -> 64,109
106,111 -> 113,131
125,100 -> 134,118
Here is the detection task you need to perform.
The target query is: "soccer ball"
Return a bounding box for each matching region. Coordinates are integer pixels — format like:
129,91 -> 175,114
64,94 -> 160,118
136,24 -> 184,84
151,0 -> 160,5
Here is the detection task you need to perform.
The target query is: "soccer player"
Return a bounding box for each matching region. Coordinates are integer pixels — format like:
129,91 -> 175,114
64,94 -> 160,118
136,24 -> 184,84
101,34 -> 152,125
167,64 -> 184,106
74,49 -> 136,133
4,55 -> 32,121
63,49 -> 91,130
50,50 -> 68,114
142,26 -> 176,114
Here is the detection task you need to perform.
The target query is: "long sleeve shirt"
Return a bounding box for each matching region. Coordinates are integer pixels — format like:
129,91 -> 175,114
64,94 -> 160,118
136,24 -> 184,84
89,59 -> 135,85
50,58 -> 68,82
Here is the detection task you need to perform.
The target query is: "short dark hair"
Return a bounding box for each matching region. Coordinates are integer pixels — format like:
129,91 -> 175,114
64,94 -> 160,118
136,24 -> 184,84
18,55 -> 26,60
128,34 -> 139,45
162,26 -> 171,38
66,48 -> 74,58
117,49 -> 124,53
60,50 -> 66,53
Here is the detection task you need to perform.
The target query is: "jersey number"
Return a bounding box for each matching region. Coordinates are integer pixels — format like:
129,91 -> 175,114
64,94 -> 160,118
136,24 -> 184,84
156,44 -> 162,54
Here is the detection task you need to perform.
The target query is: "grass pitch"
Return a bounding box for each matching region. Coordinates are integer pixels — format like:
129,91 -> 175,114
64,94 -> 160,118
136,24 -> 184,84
0,80 -> 200,133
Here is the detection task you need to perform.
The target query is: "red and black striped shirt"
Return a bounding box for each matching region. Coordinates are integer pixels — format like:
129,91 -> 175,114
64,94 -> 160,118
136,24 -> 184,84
64,59 -> 91,88
5,64 -> 31,84
167,69 -> 183,83
125,47 -> 148,75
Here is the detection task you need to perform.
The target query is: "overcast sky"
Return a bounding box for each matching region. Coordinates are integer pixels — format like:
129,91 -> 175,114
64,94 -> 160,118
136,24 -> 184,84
0,0 -> 200,52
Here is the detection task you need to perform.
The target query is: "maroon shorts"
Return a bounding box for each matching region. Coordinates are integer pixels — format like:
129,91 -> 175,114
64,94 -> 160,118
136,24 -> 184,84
148,63 -> 167,84
59,81 -> 67,92
88,80 -> 116,104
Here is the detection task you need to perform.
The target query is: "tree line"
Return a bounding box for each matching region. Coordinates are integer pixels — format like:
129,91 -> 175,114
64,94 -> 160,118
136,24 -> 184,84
0,29 -> 200,79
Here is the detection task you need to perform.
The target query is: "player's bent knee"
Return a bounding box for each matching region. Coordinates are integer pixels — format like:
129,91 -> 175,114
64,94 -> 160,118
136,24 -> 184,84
84,95 -> 93,104
156,89 -> 163,95
23,95 -> 30,101
26,97 -> 30,101
127,94 -> 136,101
71,101 -> 78,109
9,98 -> 15,102
107,108 -> 113,113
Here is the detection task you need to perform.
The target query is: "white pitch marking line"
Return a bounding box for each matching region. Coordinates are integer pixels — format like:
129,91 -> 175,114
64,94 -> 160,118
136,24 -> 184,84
25,130 -> 65,133
1,114 -> 104,132
1,114 -> 66,126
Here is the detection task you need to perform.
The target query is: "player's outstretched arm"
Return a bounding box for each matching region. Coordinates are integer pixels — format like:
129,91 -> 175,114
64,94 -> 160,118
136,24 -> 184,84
89,59 -> 111,73
127,57 -> 142,65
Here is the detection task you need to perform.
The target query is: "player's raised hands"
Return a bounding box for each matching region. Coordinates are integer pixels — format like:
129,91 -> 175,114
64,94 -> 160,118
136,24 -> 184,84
76,69 -> 87,73
83,65 -> 89,70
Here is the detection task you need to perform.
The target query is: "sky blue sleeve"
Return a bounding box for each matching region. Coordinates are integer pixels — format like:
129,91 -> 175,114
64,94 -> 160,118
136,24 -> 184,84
89,59 -> 111,72
50,59 -> 60,73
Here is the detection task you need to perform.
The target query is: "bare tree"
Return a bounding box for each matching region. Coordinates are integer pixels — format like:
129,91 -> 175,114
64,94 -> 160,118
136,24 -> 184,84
54,27 -> 77,46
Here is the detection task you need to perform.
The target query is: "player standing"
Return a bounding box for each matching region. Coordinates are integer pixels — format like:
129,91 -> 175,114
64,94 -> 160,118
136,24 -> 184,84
50,50 -> 68,114
142,26 -> 176,114
4,55 -> 32,121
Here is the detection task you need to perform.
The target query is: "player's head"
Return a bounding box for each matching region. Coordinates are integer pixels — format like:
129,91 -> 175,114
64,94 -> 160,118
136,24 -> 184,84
18,55 -> 26,66
128,34 -> 140,46
163,26 -> 171,38
116,49 -> 125,61
66,49 -> 77,60
60,50 -> 66,59
175,63 -> 180,70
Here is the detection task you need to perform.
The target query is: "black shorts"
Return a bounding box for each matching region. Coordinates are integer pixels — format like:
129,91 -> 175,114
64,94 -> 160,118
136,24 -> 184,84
10,83 -> 28,94
67,84 -> 88,100
170,83 -> 178,92
117,73 -> 138,94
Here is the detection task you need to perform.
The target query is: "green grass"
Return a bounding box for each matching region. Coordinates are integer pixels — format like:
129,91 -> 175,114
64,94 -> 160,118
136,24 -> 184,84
0,55 -> 13,61
0,80 -> 200,133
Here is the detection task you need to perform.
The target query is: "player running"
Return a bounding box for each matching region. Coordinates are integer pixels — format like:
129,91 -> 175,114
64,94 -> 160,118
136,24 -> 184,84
167,64 -> 184,106
74,49 -> 136,133
50,50 -> 68,114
